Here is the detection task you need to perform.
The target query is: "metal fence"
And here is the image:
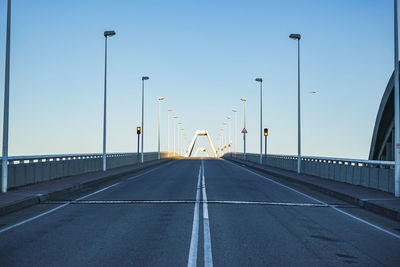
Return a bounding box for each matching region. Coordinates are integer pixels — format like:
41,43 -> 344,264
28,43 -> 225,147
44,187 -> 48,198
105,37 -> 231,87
1,152 -> 169,190
225,153 -> 395,193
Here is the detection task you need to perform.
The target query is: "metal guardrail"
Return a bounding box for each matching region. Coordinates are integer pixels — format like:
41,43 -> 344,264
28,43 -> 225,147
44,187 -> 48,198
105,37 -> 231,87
266,154 -> 395,167
1,153 -> 136,165
225,152 -> 396,193
0,152 -> 166,190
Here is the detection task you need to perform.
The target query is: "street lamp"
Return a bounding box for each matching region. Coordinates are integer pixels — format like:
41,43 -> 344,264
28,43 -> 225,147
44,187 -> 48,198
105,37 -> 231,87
178,122 -> 182,156
157,97 -> 165,160
227,116 -> 231,153
140,76 -> 149,163
1,0 -> 11,192
232,109 -> 238,157
102,30 -> 116,172
240,98 -> 247,160
255,78 -> 263,164
223,122 -> 227,148
173,115 -> 178,155
395,0 -> 400,197
289,33 -> 301,174
167,108 -> 173,157
180,128 -> 184,156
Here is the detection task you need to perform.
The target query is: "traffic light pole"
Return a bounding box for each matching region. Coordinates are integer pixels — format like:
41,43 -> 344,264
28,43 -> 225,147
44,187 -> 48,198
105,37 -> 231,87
265,135 -> 267,157
137,133 -> 140,165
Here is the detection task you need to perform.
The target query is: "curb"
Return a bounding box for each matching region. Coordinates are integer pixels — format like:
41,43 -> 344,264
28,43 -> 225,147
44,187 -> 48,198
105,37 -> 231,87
0,159 -> 174,217
225,157 -> 400,221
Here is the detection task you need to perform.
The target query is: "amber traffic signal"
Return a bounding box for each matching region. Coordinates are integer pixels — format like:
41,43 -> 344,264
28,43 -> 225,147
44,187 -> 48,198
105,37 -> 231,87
137,127 -> 141,135
264,128 -> 268,136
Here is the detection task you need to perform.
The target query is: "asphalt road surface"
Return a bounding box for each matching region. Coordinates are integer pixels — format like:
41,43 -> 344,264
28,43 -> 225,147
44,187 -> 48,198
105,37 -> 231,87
0,159 -> 399,266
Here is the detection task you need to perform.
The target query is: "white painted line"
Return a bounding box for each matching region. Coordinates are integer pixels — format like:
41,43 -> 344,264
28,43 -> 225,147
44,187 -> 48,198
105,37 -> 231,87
127,160 -> 177,180
224,160 -> 400,240
0,203 -> 69,234
0,182 -> 120,234
75,182 -> 120,201
205,200 -> 351,207
43,199 -> 353,208
187,165 -> 202,267
202,160 -> 213,267
0,161 -> 176,234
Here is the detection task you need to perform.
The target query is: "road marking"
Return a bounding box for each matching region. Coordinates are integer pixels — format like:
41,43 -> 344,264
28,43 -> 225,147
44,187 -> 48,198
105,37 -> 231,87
43,199 -> 355,208
224,160 -> 400,240
202,160 -> 213,267
127,160 -> 177,180
0,160 -> 177,234
188,165 -> 202,267
0,182 -> 120,234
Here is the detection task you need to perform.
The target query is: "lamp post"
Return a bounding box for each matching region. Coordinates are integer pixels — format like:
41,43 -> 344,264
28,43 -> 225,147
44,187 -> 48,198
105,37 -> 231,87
137,126 -> 141,165
180,128 -> 184,155
178,122 -> 182,156
395,0 -> 400,197
223,122 -> 227,150
172,115 -> 178,155
255,78 -> 263,164
1,0 -> 11,192
102,30 -> 116,172
227,116 -> 231,153
289,33 -> 301,174
157,97 -> 165,160
218,133 -> 222,156
241,98 -> 247,160
140,76 -> 149,163
167,108 -> 172,157
232,109 -> 237,157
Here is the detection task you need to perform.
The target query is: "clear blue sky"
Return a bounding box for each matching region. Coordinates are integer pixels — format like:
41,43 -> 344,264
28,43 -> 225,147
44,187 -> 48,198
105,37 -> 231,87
0,0 -> 394,159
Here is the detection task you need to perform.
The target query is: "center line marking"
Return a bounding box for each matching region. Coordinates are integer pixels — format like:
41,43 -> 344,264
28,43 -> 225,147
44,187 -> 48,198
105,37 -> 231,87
202,160 -> 213,267
188,165 -> 201,267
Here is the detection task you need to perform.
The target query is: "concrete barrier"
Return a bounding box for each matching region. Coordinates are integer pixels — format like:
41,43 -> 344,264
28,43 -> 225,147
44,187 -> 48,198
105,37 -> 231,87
224,153 -> 395,194
2,152 -> 170,190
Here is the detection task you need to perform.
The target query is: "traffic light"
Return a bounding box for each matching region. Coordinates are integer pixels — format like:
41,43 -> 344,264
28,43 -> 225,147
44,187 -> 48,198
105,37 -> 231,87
264,128 -> 268,136
137,126 -> 141,135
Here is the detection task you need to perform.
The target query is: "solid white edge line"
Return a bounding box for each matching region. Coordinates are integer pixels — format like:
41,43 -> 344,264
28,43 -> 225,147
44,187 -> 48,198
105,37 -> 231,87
127,160 -> 177,180
0,182 -> 120,234
187,165 -> 202,267
0,160 -> 177,234
224,160 -> 400,240
202,160 -> 213,267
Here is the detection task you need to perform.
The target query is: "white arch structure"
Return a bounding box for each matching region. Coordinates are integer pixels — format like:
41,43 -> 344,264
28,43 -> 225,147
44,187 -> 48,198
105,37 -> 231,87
186,130 -> 218,158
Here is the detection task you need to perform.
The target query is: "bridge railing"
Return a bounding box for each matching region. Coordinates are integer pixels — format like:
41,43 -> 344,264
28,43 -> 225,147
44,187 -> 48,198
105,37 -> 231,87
224,153 -> 395,194
1,152 -> 169,190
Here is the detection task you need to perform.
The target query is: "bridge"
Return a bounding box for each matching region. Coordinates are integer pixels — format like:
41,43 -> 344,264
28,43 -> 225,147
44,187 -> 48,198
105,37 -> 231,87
1,1 -> 400,266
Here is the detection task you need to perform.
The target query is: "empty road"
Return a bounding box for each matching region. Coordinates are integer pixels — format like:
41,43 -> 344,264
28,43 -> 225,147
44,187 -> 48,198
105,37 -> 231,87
0,159 -> 399,266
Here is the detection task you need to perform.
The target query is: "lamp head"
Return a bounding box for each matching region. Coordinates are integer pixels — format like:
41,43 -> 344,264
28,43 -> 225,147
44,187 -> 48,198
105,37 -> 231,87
142,76 -> 149,80
255,78 -> 263,82
240,98 -> 247,102
232,108 -> 237,112
289,33 -> 301,40
104,30 -> 116,37
168,108 -> 173,111
158,97 -> 165,101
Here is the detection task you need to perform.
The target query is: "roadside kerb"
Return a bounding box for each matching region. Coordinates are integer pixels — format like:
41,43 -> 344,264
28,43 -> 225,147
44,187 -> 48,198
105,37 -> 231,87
0,158 -> 174,216
224,157 -> 400,221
